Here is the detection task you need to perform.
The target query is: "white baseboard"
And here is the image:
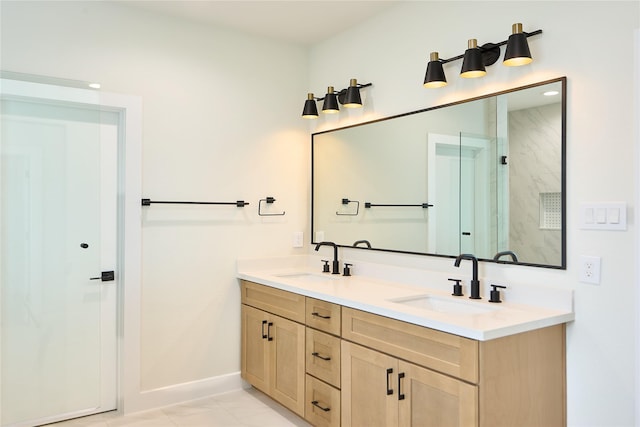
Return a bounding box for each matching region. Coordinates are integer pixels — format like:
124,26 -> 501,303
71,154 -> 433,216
125,371 -> 247,414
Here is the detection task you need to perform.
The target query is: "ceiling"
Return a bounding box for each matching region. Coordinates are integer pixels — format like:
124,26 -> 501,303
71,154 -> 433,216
119,0 -> 402,46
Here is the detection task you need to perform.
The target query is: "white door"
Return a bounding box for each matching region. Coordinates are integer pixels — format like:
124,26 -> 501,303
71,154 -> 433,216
1,94 -> 118,426
427,133 -> 492,256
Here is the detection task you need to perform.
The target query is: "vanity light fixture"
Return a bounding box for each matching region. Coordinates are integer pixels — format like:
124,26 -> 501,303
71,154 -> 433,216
322,86 -> 340,114
302,78 -> 373,119
423,23 -> 542,88
460,39 -> 487,78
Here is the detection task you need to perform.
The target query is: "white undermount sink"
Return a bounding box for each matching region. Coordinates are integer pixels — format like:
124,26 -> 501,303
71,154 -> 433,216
389,294 -> 499,315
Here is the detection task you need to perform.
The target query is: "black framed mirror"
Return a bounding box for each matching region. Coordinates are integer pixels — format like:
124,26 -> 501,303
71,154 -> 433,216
312,77 -> 566,269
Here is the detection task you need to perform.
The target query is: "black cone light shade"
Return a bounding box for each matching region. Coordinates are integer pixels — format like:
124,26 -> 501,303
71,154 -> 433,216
504,23 -> 533,66
343,78 -> 363,108
322,86 -> 339,114
302,93 -> 318,119
423,52 -> 447,88
460,39 -> 486,78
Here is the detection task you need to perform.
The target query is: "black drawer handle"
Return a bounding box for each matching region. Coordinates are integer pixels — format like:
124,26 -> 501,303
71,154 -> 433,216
386,368 -> 393,395
311,352 -> 331,361
311,312 -> 331,319
398,372 -> 405,401
267,322 -> 273,341
311,400 -> 331,412
261,320 -> 268,339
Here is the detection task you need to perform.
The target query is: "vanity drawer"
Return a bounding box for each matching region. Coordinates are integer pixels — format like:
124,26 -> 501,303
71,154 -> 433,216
306,328 -> 341,388
342,307 -> 479,383
306,297 -> 341,336
305,374 -> 341,427
240,281 -> 305,323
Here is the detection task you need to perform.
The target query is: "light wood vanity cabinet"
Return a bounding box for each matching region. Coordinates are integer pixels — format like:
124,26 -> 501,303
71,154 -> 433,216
240,282 -> 305,416
240,281 -> 566,427
341,341 -> 477,427
341,307 -> 565,427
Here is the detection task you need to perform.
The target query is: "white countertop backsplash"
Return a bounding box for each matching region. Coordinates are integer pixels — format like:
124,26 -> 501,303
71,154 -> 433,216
237,255 -> 574,341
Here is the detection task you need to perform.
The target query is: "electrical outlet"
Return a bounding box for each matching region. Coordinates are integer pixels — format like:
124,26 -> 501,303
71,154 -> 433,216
579,255 -> 601,284
292,231 -> 303,248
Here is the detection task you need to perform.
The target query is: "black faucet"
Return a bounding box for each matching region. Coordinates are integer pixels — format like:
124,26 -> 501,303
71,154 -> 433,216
493,250 -> 519,263
454,254 -> 481,299
315,241 -> 340,274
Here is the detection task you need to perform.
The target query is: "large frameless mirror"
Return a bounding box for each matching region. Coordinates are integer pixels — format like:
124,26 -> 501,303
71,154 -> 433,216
312,77 -> 566,268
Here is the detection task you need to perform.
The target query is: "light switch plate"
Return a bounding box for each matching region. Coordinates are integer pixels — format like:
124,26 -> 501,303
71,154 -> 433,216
292,231 -> 303,248
580,202 -> 627,230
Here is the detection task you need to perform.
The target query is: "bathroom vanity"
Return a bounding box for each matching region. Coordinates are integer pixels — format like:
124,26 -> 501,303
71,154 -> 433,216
238,257 -> 573,427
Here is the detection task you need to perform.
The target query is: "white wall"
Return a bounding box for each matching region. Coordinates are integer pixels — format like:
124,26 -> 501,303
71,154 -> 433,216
0,0 -> 310,408
307,1 -> 639,426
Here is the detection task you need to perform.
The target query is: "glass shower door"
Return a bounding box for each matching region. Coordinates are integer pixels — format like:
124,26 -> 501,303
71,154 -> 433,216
1,93 -> 118,426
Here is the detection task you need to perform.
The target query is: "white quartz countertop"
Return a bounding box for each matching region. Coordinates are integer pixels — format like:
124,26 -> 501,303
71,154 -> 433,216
237,257 -> 574,341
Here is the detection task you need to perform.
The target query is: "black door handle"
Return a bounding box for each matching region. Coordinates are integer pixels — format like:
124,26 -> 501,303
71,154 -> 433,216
311,352 -> 331,361
398,372 -> 405,400
311,400 -> 331,412
386,368 -> 394,395
311,312 -> 331,319
90,271 -> 114,281
267,322 -> 273,341
261,320 -> 268,339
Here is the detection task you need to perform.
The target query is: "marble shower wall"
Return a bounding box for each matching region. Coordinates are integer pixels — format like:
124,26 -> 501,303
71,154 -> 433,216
508,103 -> 563,266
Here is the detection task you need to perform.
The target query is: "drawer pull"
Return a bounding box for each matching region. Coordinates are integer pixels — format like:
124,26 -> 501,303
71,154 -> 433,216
311,312 -> 331,319
261,320 -> 268,339
386,368 -> 394,395
267,322 -> 273,341
311,352 -> 331,361
398,372 -> 405,401
311,400 -> 331,412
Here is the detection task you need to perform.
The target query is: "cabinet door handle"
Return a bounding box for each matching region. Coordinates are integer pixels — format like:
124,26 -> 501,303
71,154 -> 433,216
261,320 -> 268,339
398,372 -> 405,401
311,400 -> 331,412
311,352 -> 331,361
267,322 -> 273,341
386,368 -> 394,395
311,312 -> 331,319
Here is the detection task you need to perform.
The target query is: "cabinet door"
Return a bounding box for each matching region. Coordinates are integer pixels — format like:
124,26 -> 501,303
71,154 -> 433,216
342,341 -> 398,427
270,314 -> 306,417
241,304 -> 269,392
398,361 -> 478,427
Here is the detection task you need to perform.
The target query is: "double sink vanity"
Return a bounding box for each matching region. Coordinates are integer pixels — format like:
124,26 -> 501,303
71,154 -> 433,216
239,77 -> 571,426
237,255 -> 574,427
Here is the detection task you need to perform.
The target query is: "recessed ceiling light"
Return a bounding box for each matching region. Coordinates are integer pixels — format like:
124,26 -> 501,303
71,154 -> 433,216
543,90 -> 559,96
89,83 -> 101,89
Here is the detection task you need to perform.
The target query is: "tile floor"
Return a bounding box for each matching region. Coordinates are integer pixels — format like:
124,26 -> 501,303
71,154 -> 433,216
45,388 -> 312,427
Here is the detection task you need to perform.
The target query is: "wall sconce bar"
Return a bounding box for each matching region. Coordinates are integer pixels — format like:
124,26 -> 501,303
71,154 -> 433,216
142,198 -> 249,207
424,24 -> 542,88
302,79 -> 373,119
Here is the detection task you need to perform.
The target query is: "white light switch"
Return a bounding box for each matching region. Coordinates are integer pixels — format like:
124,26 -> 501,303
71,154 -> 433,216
580,202 -> 627,230
584,207 -> 594,224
